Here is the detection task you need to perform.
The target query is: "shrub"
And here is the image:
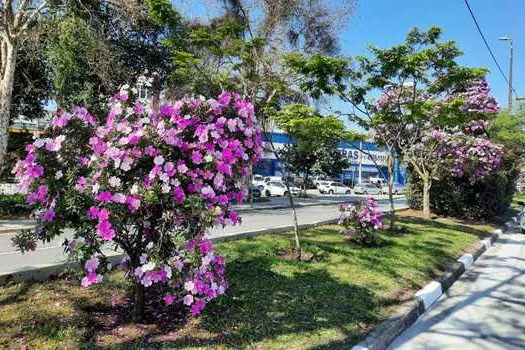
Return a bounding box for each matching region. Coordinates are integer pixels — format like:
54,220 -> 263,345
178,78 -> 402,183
338,198 -> 383,246
0,194 -> 29,217
11,87 -> 263,319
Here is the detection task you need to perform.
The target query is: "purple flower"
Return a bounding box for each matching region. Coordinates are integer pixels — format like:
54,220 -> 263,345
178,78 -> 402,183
85,257 -> 100,273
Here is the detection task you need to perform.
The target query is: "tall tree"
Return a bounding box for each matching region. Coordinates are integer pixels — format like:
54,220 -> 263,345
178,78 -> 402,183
0,0 -> 49,173
274,103 -> 358,254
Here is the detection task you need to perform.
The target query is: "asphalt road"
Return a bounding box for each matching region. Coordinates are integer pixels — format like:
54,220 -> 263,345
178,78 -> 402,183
0,197 -> 406,275
390,224 -> 525,350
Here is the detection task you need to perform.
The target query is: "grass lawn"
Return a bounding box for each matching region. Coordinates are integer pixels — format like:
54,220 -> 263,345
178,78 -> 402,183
0,212 -> 495,349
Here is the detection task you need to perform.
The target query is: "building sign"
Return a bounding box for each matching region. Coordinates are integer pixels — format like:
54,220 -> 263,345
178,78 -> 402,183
339,148 -> 389,166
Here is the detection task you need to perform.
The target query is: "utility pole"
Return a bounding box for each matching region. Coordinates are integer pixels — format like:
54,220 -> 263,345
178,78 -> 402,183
499,36 -> 514,109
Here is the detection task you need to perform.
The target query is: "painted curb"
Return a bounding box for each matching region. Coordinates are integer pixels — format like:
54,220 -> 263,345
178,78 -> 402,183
457,254 -> 474,270
415,281 -> 443,310
352,216 -> 517,350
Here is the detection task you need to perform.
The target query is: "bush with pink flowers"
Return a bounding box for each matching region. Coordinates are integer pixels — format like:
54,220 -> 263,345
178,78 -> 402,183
11,87 -> 262,319
338,198 -> 383,246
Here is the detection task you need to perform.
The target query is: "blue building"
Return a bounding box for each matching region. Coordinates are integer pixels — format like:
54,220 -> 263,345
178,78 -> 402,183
253,132 -> 407,185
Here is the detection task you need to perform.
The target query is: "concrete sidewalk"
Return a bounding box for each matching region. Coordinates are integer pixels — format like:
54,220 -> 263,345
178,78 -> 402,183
389,224 -> 525,350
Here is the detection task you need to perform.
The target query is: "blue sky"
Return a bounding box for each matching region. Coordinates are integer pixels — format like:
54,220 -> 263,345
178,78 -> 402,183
340,0 -> 524,108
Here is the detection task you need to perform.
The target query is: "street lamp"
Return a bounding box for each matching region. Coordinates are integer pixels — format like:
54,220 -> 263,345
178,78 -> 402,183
499,36 -> 514,109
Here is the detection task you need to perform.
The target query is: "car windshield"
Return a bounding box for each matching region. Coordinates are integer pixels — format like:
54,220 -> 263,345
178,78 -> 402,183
271,182 -> 285,188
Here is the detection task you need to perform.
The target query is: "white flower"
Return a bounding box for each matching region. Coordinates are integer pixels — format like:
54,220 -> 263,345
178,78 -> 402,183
114,159 -> 121,169
92,183 -> 100,194
141,261 -> 156,272
204,154 -> 213,162
184,281 -> 195,292
130,184 -> 139,195
34,138 -> 46,148
121,158 -> 132,171
54,171 -> 63,180
164,266 -> 172,279
108,176 -> 121,187
154,155 -> 165,166
159,173 -> 169,183
171,179 -> 180,186
161,183 -> 171,193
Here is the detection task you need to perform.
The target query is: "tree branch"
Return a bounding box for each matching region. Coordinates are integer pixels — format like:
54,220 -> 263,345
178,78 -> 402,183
19,0 -> 48,33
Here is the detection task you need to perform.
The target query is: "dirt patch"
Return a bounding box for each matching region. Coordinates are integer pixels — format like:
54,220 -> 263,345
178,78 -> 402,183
396,209 -> 436,219
276,248 -> 320,262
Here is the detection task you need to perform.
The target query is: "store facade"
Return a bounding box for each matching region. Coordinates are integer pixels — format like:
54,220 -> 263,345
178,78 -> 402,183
253,132 -> 407,186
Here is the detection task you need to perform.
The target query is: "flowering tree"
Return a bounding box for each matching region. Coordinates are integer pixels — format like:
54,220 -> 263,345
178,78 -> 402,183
338,198 -> 383,246
284,27 -> 506,220
12,87 -> 263,320
375,78 -> 504,216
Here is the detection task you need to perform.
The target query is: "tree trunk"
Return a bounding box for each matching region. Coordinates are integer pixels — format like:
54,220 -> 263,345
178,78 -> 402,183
0,39 -> 17,173
387,157 -> 396,231
302,170 -> 310,197
422,175 -> 431,218
284,182 -> 301,257
133,282 -> 145,322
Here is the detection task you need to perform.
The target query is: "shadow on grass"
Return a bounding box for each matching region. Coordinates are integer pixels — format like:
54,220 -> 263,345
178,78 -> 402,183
140,255 -> 382,349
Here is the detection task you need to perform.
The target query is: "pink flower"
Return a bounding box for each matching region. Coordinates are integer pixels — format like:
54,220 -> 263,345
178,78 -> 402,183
75,177 -> 87,192
87,206 -> 100,219
177,162 -> 188,174
164,293 -> 174,305
97,220 -> 115,240
81,273 -> 102,287
112,193 -> 127,203
96,192 -> 113,203
183,294 -> 194,305
41,209 -> 55,222
173,186 -> 186,203
191,151 -> 203,164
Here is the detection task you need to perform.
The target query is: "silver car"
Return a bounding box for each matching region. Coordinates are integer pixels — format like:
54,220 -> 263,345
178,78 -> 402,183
353,183 -> 382,195
319,182 -> 352,195
380,183 -> 406,195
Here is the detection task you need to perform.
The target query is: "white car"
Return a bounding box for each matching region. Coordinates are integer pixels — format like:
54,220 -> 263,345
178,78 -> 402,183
312,176 -> 336,188
380,183 -> 406,195
369,177 -> 387,187
353,183 -> 382,195
252,174 -> 266,189
319,182 -> 352,195
263,181 -> 300,197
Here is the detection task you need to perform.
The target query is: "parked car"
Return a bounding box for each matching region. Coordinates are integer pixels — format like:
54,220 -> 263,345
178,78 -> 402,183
368,177 -> 387,186
353,182 -> 382,195
249,186 -> 262,198
312,175 -> 336,188
319,182 -> 353,195
263,176 -> 282,184
263,181 -> 300,197
380,183 -> 406,195
252,174 -> 266,189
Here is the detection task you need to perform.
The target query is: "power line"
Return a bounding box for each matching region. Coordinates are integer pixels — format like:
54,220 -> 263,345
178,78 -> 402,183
463,0 -> 518,97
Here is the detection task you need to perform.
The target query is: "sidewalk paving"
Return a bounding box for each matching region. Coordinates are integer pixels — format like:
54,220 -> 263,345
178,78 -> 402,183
389,224 -> 525,350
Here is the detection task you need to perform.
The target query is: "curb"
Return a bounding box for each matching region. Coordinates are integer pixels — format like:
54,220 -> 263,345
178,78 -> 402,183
351,217 -> 516,350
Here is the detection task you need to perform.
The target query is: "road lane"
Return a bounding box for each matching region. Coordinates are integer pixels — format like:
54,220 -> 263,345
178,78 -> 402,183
0,198 -> 406,275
